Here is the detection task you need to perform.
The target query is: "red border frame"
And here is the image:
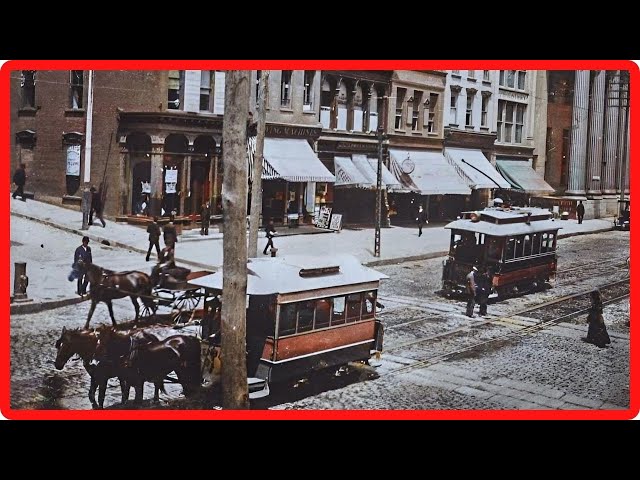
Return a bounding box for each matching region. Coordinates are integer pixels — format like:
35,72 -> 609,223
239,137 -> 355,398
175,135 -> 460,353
2,59 -> 637,420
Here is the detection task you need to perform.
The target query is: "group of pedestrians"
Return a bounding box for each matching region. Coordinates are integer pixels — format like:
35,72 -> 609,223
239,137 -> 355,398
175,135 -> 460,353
465,264 -> 491,318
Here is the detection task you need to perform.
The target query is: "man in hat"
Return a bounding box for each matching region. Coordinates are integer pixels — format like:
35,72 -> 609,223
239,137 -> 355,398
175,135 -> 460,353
73,236 -> 92,296
12,163 -> 26,201
465,264 -> 479,317
88,186 -> 106,228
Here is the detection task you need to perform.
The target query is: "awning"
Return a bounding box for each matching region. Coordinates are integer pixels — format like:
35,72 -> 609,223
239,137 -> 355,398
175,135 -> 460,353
389,148 -> 471,195
495,159 -> 555,194
334,156 -> 373,188
351,154 -> 405,192
263,137 -> 335,183
247,137 -> 335,183
445,147 -> 511,189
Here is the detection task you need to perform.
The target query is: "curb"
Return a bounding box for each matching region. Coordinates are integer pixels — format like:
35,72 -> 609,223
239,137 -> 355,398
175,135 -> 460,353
558,226 -> 614,239
11,210 -> 215,271
364,251 -> 449,268
11,295 -> 87,315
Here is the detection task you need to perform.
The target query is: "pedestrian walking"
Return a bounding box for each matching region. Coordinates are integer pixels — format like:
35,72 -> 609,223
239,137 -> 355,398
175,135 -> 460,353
416,205 -> 428,237
145,216 -> 161,262
476,266 -> 491,316
163,221 -> 178,249
263,219 -> 277,255
465,264 -> 478,317
200,200 -> 211,236
12,163 -> 27,201
73,236 -> 92,296
88,186 -> 106,228
584,289 -> 611,348
576,200 -> 585,224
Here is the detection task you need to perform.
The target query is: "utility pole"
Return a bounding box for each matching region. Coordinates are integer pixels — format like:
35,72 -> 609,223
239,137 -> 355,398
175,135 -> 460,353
374,125 -> 385,257
221,70 -> 250,409
248,70 -> 269,258
81,70 -> 94,230
617,71 -> 630,216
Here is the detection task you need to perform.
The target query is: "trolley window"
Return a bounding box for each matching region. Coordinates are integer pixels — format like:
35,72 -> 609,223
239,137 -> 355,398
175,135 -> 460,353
315,298 -> 331,329
297,301 -> 315,333
279,303 -> 297,336
331,296 -> 346,326
363,291 -> 377,319
346,293 -> 362,322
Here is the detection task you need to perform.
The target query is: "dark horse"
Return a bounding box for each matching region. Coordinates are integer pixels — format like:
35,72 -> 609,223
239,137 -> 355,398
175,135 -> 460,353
70,259 -> 155,329
95,327 -> 202,404
53,326 -> 159,409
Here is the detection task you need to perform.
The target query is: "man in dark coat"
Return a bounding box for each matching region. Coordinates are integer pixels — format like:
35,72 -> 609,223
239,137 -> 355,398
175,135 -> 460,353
12,163 -> 26,201
576,200 -> 585,224
145,216 -> 161,262
475,266 -> 492,316
163,222 -> 178,249
416,205 -> 428,237
200,201 -> 211,236
73,236 -> 92,296
465,265 -> 478,317
263,219 -> 277,255
88,186 -> 106,227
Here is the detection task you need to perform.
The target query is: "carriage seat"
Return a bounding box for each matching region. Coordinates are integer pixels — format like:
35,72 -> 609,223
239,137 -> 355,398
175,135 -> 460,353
158,266 -> 192,288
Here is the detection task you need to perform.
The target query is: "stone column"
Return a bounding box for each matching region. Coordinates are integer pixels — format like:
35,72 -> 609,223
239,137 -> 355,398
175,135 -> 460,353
615,80 -> 629,195
586,71 -> 605,197
149,139 -> 164,218
625,126 -> 630,194
601,71 -> 620,194
565,70 -> 590,195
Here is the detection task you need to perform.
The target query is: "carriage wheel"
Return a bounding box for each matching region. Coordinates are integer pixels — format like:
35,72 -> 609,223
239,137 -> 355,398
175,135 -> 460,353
140,300 -> 157,319
174,293 -> 201,314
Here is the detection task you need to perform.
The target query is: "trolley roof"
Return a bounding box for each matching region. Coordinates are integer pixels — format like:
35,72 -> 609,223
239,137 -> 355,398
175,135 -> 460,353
188,254 -> 389,295
445,206 -> 562,236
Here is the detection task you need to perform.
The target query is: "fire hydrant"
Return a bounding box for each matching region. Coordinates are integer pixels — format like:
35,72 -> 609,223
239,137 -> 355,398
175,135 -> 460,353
270,247 -> 278,257
13,262 -> 29,302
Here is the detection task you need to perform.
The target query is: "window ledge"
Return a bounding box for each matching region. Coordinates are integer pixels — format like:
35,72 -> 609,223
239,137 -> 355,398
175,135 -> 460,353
482,80 -> 491,86
65,109 -> 86,117
467,77 -> 477,82
411,130 -> 423,135
394,129 -> 406,134
280,107 -> 294,113
449,123 -> 459,128
465,125 -> 475,131
480,126 -> 490,132
18,107 -> 37,117
302,110 -> 317,115
451,74 -> 462,79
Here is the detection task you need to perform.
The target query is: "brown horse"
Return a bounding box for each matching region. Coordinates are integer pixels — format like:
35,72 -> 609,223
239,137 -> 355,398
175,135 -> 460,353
53,326 -> 158,409
95,327 -> 202,404
74,259 -> 155,329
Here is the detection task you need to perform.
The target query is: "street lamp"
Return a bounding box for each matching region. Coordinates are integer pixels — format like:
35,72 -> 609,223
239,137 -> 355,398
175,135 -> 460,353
374,125 -> 385,257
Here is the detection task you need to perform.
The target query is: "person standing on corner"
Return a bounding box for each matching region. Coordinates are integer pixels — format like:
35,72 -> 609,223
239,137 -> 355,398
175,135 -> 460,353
200,200 -> 211,236
263,219 -> 277,255
73,236 -> 92,296
12,163 -> 26,201
576,200 -> 585,224
163,221 -> 178,250
416,205 -> 428,237
584,289 -> 611,348
465,264 -> 478,318
146,216 -> 161,262
476,266 -> 491,317
89,186 -> 106,227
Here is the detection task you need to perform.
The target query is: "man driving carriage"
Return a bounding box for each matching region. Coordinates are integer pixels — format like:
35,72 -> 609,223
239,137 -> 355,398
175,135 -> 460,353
151,241 -> 191,288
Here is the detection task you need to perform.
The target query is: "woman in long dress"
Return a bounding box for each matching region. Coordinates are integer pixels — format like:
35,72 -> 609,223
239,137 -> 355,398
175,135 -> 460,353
585,289 -> 611,348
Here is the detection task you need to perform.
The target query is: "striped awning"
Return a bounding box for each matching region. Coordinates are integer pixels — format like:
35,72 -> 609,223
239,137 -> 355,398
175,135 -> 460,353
261,137 -> 335,183
445,147 -> 511,189
334,156 -> 373,188
247,136 -> 279,179
495,159 -> 555,194
351,154 -> 405,192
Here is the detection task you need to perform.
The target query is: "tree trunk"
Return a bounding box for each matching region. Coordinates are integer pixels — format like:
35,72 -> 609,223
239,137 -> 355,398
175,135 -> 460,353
248,71 -> 269,258
221,70 -> 250,409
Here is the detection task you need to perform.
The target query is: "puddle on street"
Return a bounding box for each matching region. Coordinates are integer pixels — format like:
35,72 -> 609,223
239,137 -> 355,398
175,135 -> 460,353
36,373 -> 67,409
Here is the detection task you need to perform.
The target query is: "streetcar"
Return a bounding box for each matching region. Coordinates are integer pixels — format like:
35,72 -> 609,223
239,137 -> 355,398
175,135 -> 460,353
188,254 -> 387,394
441,206 -> 561,298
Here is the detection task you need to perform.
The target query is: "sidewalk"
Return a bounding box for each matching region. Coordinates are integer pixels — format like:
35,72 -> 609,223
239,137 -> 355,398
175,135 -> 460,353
10,197 -> 616,313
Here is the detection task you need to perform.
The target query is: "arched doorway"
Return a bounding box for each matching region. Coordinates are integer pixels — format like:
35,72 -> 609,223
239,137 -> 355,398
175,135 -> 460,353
163,134 -> 188,216
126,132 -> 152,214
189,136 -> 215,216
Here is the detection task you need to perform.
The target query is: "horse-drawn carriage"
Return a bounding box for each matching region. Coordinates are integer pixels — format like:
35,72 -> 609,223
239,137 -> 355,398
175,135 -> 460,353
61,254 -> 387,408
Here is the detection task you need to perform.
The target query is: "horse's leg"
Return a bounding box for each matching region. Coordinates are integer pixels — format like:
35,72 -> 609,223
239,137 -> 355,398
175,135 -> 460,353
98,379 -> 107,409
106,300 -> 117,327
134,379 -> 144,403
131,296 -> 140,323
88,376 -> 99,409
119,376 -> 129,404
85,300 -> 98,330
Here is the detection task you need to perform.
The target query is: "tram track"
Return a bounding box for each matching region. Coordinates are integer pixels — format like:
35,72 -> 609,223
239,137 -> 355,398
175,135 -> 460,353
380,278 -> 629,377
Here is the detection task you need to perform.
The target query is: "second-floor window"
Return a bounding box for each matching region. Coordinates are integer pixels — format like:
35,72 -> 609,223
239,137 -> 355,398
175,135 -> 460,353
465,91 -> 474,127
483,70 -> 490,82
70,70 -> 83,109
481,94 -> 489,127
411,92 -> 422,131
255,70 -> 262,103
200,71 -> 213,111
167,70 -> 182,109
497,100 -> 526,143
467,70 -> 475,79
425,93 -> 438,133
281,70 -> 292,107
395,87 -> 406,130
449,89 -> 458,125
303,70 -> 315,111
21,70 -> 36,108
